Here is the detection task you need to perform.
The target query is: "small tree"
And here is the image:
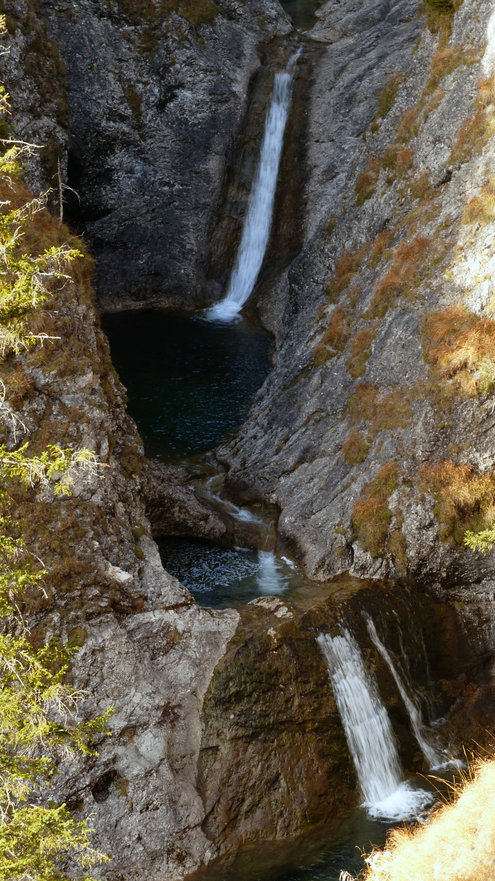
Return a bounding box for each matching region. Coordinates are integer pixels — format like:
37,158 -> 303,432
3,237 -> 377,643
0,15 -> 110,878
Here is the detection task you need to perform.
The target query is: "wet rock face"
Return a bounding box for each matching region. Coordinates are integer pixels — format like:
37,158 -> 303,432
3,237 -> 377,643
221,0 -> 495,588
198,580 -> 489,862
35,0 -> 291,310
199,597 -> 354,853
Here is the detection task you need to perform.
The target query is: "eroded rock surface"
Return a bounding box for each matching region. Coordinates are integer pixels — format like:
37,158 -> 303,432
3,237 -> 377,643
221,0 -> 495,589
33,0 -> 291,309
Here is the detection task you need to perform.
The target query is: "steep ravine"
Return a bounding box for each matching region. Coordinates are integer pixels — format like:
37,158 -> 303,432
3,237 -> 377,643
222,0 -> 495,591
3,0 -> 495,879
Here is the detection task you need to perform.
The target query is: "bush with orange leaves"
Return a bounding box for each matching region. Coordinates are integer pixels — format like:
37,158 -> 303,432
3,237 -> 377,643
423,305 -> 495,395
420,460 -> 495,544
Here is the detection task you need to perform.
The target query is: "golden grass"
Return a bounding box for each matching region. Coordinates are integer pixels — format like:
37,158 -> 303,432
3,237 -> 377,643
348,382 -> 378,424
346,326 -> 376,378
396,107 -> 419,142
342,430 -> 369,466
369,235 -> 427,317
314,305 -> 352,365
451,108 -> 490,163
348,383 -> 412,435
355,157 -> 380,206
369,230 -> 393,268
376,75 -> 404,119
370,389 -> 412,434
427,45 -> 478,94
358,759 -> 495,881
462,179 -> 495,225
322,305 -> 351,350
423,305 -> 495,396
419,459 -> 495,543
352,462 -> 399,557
325,245 -> 369,300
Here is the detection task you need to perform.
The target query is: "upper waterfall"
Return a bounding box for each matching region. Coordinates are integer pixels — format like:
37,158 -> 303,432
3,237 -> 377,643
206,50 -> 300,322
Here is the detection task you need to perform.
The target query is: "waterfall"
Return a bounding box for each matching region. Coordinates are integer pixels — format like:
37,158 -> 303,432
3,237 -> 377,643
318,630 -> 433,820
366,617 -> 443,769
256,550 -> 286,595
206,50 -> 300,322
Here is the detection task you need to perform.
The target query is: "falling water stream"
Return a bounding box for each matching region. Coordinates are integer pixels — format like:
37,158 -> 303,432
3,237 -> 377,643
318,631 -> 433,820
207,50 -> 300,321
366,617 -> 444,769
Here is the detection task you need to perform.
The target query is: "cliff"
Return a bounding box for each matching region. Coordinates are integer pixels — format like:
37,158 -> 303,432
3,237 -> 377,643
221,0 -> 495,595
2,0 -> 495,878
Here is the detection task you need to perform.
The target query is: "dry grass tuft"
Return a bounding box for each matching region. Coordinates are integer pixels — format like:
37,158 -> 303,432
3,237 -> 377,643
358,759 -> 495,881
355,157 -> 380,206
348,383 -> 412,434
325,246 -> 368,300
376,75 -> 405,119
420,459 -> 495,543
346,326 -> 377,378
370,230 -> 393,268
428,45 -> 478,93
347,382 -> 378,424
314,306 -> 351,365
352,462 -> 399,557
450,108 -> 490,163
342,430 -> 369,466
396,107 -> 419,142
369,235 -> 427,317
370,389 -> 412,434
322,305 -> 351,350
462,179 -> 495,225
423,305 -> 495,395
478,75 -> 495,109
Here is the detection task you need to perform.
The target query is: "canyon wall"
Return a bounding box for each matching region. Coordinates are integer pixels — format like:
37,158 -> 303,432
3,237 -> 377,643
3,0 -> 495,878
222,0 -> 495,595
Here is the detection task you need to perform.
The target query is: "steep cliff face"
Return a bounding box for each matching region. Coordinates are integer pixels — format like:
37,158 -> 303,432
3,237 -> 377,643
33,0 -> 291,310
4,0 -> 495,877
221,0 -> 495,591
0,165 -> 240,877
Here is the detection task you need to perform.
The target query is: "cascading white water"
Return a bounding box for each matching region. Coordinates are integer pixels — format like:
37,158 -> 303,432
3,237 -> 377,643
256,550 -> 286,594
366,617 -> 442,769
318,630 -> 433,820
206,51 -> 300,322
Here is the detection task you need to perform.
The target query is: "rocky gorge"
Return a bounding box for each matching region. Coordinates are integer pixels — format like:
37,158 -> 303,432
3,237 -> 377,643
2,0 -> 495,878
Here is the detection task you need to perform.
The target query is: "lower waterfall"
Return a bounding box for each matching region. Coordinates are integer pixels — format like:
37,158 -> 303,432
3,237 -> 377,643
206,50 -> 300,322
366,616 -> 443,769
318,630 -> 433,820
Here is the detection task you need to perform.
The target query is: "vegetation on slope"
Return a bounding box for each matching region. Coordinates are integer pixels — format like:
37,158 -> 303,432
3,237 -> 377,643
0,18 -> 110,879
352,758 -> 495,881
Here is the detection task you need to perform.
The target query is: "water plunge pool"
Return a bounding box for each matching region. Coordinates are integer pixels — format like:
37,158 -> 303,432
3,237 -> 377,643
102,309 -> 271,461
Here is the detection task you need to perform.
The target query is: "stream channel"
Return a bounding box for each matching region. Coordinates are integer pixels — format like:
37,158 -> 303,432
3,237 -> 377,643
102,1 -> 461,877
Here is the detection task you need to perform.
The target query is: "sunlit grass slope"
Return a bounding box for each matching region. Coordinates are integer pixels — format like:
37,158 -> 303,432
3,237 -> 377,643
356,759 -> 495,881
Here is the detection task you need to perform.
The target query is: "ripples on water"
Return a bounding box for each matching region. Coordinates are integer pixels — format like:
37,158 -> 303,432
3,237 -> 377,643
156,539 -> 304,608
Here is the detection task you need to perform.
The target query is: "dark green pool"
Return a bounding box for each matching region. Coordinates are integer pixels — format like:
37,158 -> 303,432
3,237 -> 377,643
280,0 -> 325,30
102,310 -> 271,462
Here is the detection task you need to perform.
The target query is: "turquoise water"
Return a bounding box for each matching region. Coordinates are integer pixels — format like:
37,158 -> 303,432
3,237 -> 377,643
157,538 -> 308,607
102,310 -> 271,461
